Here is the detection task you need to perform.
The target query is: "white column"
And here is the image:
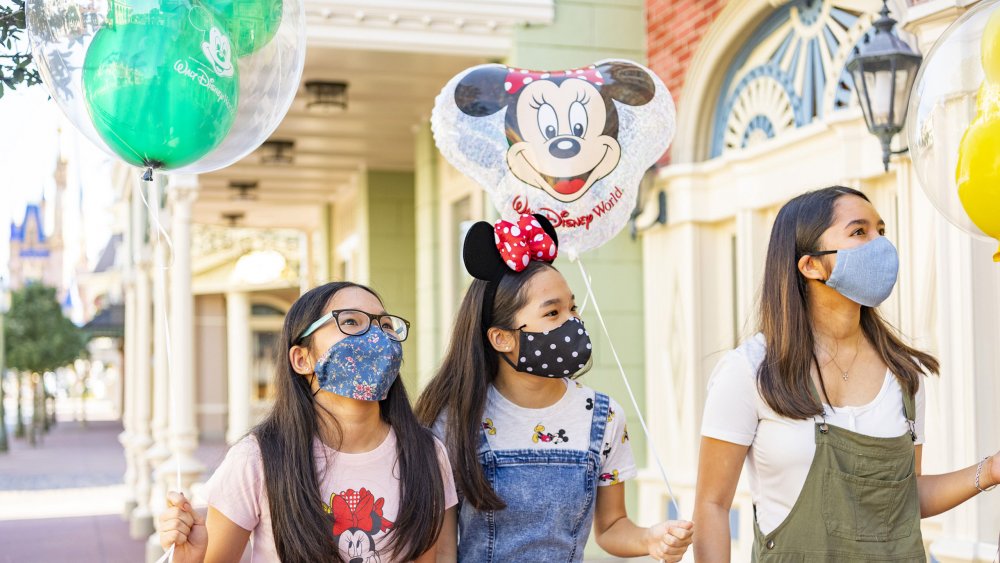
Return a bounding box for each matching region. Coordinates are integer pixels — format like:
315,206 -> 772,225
120,176 -> 144,519
300,231 -> 313,295
119,273 -> 137,519
159,181 -> 204,495
319,204 -> 332,282
735,208 -> 766,333
146,175 -> 171,511
129,256 -> 154,538
225,291 -> 251,444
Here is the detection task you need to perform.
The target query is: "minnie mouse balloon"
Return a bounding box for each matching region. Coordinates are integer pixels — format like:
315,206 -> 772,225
432,60 -> 675,256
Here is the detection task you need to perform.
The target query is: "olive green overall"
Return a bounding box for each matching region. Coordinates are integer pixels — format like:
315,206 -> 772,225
751,383 -> 925,562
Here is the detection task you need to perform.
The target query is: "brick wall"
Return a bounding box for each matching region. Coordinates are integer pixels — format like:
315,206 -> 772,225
646,0 -> 725,161
647,0 -> 725,104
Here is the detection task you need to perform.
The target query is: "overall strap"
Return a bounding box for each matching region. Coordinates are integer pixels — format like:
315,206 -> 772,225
902,379 -> 917,442
589,392 -> 611,457
806,369 -> 827,415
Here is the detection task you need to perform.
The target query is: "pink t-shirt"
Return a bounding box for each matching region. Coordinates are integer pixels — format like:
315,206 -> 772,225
204,428 -> 458,563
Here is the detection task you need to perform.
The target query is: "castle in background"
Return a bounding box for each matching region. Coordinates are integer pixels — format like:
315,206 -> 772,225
7,147 -> 88,318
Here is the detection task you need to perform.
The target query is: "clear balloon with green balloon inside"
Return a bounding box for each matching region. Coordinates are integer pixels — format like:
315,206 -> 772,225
26,0 -> 305,176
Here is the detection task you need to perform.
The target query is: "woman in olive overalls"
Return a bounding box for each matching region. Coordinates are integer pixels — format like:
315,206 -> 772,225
693,187 -> 999,561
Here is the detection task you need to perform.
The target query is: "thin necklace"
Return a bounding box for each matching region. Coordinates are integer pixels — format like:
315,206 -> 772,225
817,331 -> 862,381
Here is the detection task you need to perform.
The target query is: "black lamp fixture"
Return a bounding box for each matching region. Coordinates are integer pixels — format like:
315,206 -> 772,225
259,139 -> 295,165
846,0 -> 922,172
221,212 -> 245,227
228,180 -> 258,201
305,80 -> 349,111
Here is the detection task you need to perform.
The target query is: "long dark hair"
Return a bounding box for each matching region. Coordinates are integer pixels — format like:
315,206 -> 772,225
415,261 -> 554,510
757,186 -> 940,419
251,282 -> 445,562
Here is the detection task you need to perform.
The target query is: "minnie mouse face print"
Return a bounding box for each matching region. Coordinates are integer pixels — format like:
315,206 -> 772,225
433,59 -> 675,255
499,67 -> 623,204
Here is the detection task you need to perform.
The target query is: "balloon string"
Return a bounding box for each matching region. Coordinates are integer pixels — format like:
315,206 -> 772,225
134,175 -> 175,269
575,258 -> 683,521
578,272 -> 592,315
154,545 -> 174,563
135,174 -> 181,563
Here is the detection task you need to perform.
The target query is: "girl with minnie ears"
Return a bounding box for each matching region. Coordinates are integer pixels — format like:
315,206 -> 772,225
157,282 -> 458,562
415,213 -> 693,562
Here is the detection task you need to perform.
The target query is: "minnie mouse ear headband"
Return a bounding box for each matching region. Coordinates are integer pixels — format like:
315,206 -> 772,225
463,213 -> 559,331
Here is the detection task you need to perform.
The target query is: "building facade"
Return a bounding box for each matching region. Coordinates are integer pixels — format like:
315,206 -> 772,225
114,2 -> 656,560
113,0 -> 999,561
642,0 -> 1000,560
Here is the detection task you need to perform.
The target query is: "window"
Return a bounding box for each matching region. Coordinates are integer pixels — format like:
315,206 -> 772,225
251,304 -> 284,316
248,300 -> 286,404
251,331 -> 279,401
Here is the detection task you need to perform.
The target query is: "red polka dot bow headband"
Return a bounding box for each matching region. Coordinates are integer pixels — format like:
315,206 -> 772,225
463,213 -> 560,329
493,214 -> 558,272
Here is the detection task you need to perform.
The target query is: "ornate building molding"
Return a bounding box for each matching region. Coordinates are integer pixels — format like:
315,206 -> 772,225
306,0 -> 555,56
711,0 -> 876,157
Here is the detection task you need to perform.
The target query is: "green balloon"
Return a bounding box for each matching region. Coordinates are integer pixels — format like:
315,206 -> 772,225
198,0 -> 282,57
83,2 -> 240,170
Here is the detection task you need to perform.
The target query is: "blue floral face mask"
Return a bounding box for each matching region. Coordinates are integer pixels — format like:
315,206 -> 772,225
313,329 -> 402,401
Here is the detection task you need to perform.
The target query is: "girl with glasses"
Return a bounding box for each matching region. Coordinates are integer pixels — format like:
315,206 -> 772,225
416,213 -> 693,562
158,282 -> 458,562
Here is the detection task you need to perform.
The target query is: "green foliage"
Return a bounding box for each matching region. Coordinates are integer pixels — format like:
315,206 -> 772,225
0,0 -> 41,98
4,283 -> 87,374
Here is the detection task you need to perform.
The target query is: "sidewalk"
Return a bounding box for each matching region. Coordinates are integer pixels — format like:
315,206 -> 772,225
0,401 -> 230,563
0,402 -> 639,562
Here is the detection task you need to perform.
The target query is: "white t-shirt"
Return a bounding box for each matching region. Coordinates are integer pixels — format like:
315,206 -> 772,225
700,333 -> 925,535
434,379 -> 637,486
204,429 -> 459,563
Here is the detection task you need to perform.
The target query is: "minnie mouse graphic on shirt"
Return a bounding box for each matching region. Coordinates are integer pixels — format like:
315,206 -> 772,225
323,488 -> 394,563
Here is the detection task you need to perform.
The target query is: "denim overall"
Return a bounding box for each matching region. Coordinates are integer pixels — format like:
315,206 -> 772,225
457,392 -> 610,562
752,381 -> 924,562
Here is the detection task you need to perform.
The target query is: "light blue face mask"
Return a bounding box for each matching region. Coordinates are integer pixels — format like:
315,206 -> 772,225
808,236 -> 899,307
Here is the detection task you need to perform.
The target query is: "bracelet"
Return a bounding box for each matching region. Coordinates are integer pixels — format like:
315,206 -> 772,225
975,456 -> 997,493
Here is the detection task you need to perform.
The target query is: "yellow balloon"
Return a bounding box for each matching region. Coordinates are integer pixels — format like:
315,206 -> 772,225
983,7 -> 1000,82
955,8 -> 1000,262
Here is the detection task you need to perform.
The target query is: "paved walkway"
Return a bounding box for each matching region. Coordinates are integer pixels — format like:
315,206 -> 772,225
0,400 -> 230,563
0,400 -> 638,562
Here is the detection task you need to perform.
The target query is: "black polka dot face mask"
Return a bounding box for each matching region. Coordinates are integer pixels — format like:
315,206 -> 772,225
500,317 -> 593,378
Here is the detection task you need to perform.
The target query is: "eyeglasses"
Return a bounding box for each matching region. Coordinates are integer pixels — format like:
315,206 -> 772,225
296,309 -> 410,343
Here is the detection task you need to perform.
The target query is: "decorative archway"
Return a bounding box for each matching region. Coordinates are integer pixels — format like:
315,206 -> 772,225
671,0 -> 906,164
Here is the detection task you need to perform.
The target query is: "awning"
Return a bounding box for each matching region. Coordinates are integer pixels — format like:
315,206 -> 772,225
82,304 -> 125,339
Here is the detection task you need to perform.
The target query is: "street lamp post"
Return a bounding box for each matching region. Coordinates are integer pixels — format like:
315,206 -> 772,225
846,0 -> 922,171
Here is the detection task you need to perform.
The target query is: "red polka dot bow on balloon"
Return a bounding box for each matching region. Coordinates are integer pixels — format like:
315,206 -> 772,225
494,214 -> 558,272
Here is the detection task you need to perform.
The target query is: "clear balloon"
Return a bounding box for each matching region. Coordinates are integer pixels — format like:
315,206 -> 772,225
907,0 -> 999,248
26,0 -> 305,175
173,0 -> 304,174
955,7 -> 1000,261
432,60 -> 676,257
200,0 -> 282,57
